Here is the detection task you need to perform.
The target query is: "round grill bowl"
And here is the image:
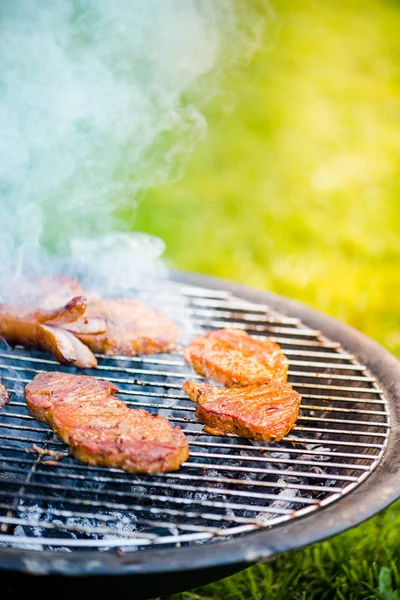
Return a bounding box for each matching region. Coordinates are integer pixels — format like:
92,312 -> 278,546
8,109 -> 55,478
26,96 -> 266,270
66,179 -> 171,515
0,271 -> 400,599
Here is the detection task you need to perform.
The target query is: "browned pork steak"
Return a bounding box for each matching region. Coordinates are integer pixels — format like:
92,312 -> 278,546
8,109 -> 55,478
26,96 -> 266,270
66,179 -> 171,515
77,296 -> 178,357
0,277 -> 106,369
0,275 -> 178,366
184,328 -> 288,386
25,372 -> 189,472
33,276 -> 179,356
183,380 -> 301,442
17,276 -> 178,358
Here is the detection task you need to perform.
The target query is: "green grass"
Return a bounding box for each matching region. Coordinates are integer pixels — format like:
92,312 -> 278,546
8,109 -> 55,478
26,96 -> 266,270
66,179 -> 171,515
132,0 -> 400,597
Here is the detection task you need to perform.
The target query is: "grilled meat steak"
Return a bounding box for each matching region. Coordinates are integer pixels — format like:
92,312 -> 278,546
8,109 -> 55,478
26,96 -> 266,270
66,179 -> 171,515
25,372 -> 189,473
2,275 -> 178,360
77,296 -> 178,356
0,380 -> 8,408
37,276 -> 179,356
183,380 -> 301,442
184,328 -> 288,386
0,295 -> 106,369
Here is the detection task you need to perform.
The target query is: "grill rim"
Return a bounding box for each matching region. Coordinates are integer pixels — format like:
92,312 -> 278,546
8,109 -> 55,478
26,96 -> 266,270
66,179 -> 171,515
0,270 -> 399,577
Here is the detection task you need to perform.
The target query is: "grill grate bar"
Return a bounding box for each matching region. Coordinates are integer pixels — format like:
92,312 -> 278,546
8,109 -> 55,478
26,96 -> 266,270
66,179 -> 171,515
0,480 -> 294,522
290,382 -> 382,394
0,449 -> 339,502
0,350 -> 358,368
0,412 -> 49,422
180,295 -> 298,317
0,512 -> 158,541
286,360 -> 366,371
284,435 -> 385,449
297,415 -> 387,427
71,469 -> 342,494
0,507 -> 158,540
0,420 -> 386,451
7,387 -> 388,407
261,336 -> 339,348
300,404 -> 387,416
0,368 -> 384,397
0,433 -> 47,445
182,461 -> 358,481
283,349 -> 352,359
0,531 -> 213,548
293,425 -> 388,438
186,440 -> 379,460
0,445 -> 363,483
189,451 -> 370,471
153,472 -> 345,493
0,453 -> 351,495
0,513 -> 233,537
0,454 -> 321,505
2,446 -> 366,476
0,472 -> 296,522
9,397 -> 388,417
0,359 -> 374,383
0,405 -> 388,432
189,318 -> 320,337
57,465 -> 345,493
3,351 -> 189,369
289,371 -> 375,383
299,393 -> 386,406
172,284 -> 233,299
0,437 -> 378,463
188,329 -> 337,347
137,413 -> 390,438
182,429 -> 386,449
185,307 -> 300,325
0,421 -> 46,434
188,298 -> 276,311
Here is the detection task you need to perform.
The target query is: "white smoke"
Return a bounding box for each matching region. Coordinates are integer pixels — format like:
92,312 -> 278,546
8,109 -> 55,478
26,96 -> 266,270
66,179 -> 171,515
0,0 -> 266,295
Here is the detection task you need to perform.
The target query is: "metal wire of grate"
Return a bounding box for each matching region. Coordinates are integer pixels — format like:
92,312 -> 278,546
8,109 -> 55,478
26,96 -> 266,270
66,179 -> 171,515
0,283 -> 390,551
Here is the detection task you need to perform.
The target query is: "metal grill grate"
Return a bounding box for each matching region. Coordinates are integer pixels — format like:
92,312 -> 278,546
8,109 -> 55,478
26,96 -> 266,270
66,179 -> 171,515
0,283 -> 390,551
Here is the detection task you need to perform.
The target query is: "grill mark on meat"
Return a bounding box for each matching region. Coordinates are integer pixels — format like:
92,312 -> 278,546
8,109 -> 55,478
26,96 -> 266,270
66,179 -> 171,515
183,380 -> 301,442
184,328 -> 288,386
25,372 -> 189,473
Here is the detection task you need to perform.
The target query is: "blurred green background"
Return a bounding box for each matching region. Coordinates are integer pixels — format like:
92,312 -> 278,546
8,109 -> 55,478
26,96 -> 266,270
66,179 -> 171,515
135,0 -> 400,598
135,0 -> 399,359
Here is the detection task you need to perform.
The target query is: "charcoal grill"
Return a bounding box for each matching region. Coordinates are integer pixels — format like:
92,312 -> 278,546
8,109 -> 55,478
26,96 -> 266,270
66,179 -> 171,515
0,272 -> 399,598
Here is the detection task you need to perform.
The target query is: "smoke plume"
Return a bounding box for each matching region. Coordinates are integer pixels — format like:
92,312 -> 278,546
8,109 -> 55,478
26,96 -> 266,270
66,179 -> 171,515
0,0 -> 265,296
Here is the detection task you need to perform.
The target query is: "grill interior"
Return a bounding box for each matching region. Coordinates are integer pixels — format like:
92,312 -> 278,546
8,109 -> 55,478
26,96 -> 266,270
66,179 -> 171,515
0,282 -> 390,552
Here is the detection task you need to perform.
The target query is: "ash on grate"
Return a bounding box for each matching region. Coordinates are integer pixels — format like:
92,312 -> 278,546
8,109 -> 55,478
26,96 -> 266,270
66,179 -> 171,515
11,501 -> 139,550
